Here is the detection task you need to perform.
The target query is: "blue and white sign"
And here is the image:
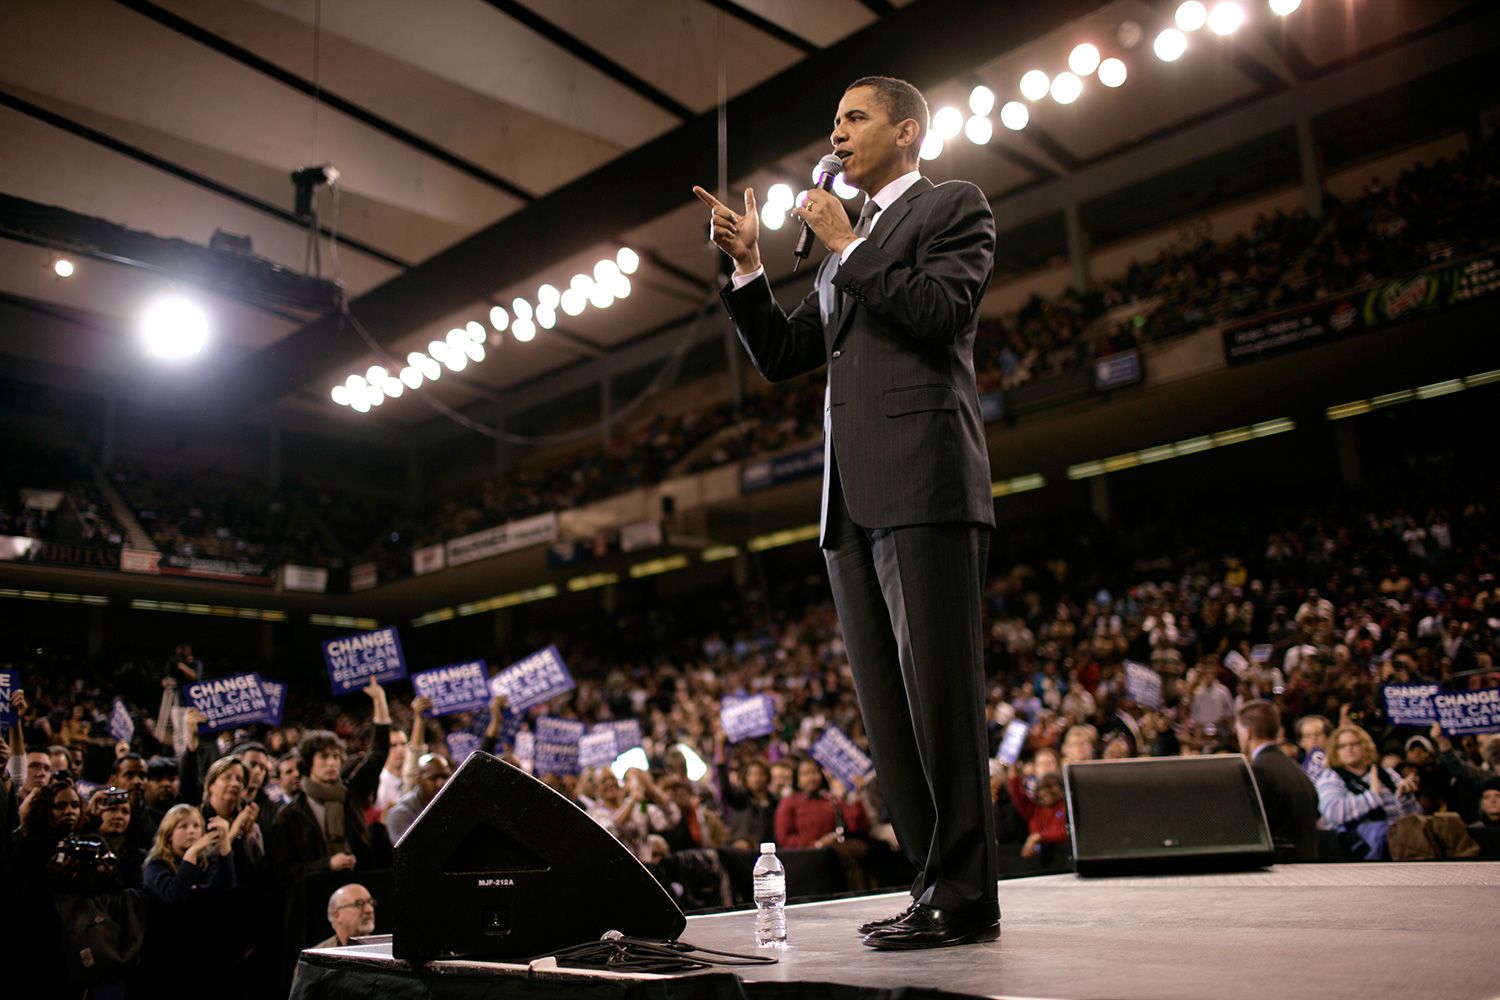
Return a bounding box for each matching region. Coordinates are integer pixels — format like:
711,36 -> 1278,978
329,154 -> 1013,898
1303,747 -> 1327,779
996,720 -> 1030,766
579,728 -> 619,769
446,731 -> 483,763
108,698 -> 135,745
598,718 -> 643,752
0,670 -> 18,728
185,672 -> 272,733
1433,687 -> 1500,736
514,730 -> 535,772
413,660 -> 491,716
1383,683 -> 1440,725
322,626 -> 407,695
489,646 -> 575,713
1250,644 -> 1273,664
740,444 -> 823,493
810,726 -> 874,789
1124,661 -> 1163,710
254,679 -> 286,727
1094,349 -> 1142,391
533,717 -> 585,775
720,694 -> 776,743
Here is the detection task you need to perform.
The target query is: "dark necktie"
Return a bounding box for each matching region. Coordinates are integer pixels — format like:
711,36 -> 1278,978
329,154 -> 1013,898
833,199 -> 880,321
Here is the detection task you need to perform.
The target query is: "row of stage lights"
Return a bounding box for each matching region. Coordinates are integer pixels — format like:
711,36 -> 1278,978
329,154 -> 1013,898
762,0 -> 1303,231
331,247 -> 641,412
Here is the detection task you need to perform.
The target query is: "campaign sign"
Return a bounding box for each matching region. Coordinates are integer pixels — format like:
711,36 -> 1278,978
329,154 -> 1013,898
1382,683 -> 1440,725
0,670 -> 18,728
413,660 -> 491,716
579,728 -> 620,769
1224,650 -> 1250,677
533,717 -> 585,775
108,698 -> 135,745
598,718 -> 643,752
1124,661 -> 1163,710
488,646 -> 574,713
996,720 -> 1030,766
255,680 -> 286,727
721,694 -> 776,743
323,626 -> 407,695
1250,644 -> 1273,664
185,672 -> 272,733
514,730 -> 535,772
446,731 -> 483,763
1433,687 -> 1500,736
1303,747 -> 1328,779
810,727 -> 874,789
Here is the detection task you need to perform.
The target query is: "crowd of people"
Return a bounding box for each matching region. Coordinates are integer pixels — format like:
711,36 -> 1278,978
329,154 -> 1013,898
0,442 -> 125,551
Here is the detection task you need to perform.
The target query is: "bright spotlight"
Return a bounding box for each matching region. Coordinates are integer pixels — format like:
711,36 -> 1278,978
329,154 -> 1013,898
446,329 -> 468,353
537,284 -> 561,310
443,350 -> 467,372
400,366 -> 423,389
382,378 -> 403,398
1176,0 -> 1207,31
351,394 -> 371,413
832,174 -> 858,200
795,189 -> 809,208
613,275 -> 631,299
570,273 -> 593,295
428,339 -> 451,362
1069,43 -> 1101,76
140,296 -> 209,359
969,85 -> 996,117
464,340 -> 485,363
1155,27 -> 1188,61
1208,1 -> 1244,34
420,356 -> 440,380
919,134 -> 943,161
465,320 -> 486,342
964,115 -> 993,145
561,287 -> 586,316
766,183 -> 794,210
536,304 -> 557,330
594,258 -> 621,285
933,106 -> 964,140
1019,69 -> 1050,101
672,743 -> 709,783
512,318 -> 536,343
512,297 -> 532,321
761,204 -> 786,230
407,351 -> 427,368
366,385 -> 384,406
488,305 -> 508,331
345,374 -> 366,391
1117,20 -> 1144,48
616,247 -> 639,274
1269,0 -> 1301,14
588,282 -> 614,309
1050,72 -> 1083,105
331,384 -> 350,406
1098,57 -> 1128,87
53,259 -> 75,278
1000,100 -> 1029,131
366,364 -> 389,384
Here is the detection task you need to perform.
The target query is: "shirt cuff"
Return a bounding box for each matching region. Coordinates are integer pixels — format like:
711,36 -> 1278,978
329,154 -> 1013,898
730,266 -> 764,290
839,237 -> 867,265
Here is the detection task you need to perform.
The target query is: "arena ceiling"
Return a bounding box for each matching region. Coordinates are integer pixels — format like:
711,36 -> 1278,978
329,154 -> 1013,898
0,0 -> 1491,447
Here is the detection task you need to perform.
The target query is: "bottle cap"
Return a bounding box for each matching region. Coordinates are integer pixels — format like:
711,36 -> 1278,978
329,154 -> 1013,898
760,842 -> 776,854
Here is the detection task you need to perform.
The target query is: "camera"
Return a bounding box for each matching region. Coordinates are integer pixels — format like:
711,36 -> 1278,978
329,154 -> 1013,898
96,787 -> 130,807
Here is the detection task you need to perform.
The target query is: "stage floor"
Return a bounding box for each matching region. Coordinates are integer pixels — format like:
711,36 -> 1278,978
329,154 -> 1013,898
296,862 -> 1500,1000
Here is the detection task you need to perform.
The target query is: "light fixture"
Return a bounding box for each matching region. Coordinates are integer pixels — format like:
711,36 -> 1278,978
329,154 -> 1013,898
445,328 -> 468,353
1050,72 -> 1083,105
463,340 -> 485,363
1098,57 -> 1128,88
1069,43 -> 1101,76
512,297 -> 533,321
537,283 -> 561,310
1208,2 -> 1244,35
919,134 -> 944,160
964,115 -> 993,145
969,85 -> 996,117
345,373 -> 366,392
1019,69 -> 1050,101
832,174 -> 859,200
1117,20 -> 1144,48
400,366 -> 423,389
428,338 -> 451,362
1269,0 -> 1301,14
140,295 -> 209,359
512,318 -> 536,342
366,364 -> 388,384
1000,101 -> 1029,130
53,258 -> 75,278
536,304 -> 557,329
331,385 -> 350,405
561,287 -> 587,315
588,282 -> 614,309
1154,27 -> 1188,61
766,184 -> 794,211
381,378 -> 403,398
465,320 -> 486,342
443,349 -> 467,372
613,275 -> 631,299
616,247 -> 639,274
1176,1 -> 1208,31
570,273 -> 593,295
419,356 -> 440,380
594,258 -> 621,285
489,305 -> 509,331
933,106 -> 964,140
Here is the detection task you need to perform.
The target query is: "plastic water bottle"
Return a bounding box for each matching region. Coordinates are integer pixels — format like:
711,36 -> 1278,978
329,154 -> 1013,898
752,842 -> 787,947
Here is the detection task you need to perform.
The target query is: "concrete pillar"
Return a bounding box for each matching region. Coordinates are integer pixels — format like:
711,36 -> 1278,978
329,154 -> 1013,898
1295,114 -> 1324,220
1064,201 -> 1090,291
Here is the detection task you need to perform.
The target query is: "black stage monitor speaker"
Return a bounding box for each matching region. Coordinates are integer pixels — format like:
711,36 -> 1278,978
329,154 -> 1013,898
1064,756 -> 1275,877
392,751 -> 685,960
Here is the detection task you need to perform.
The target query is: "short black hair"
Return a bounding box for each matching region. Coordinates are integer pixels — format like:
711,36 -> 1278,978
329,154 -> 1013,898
230,741 -> 270,758
298,730 -> 345,777
845,75 -> 929,145
1237,700 -> 1281,742
110,752 -> 145,775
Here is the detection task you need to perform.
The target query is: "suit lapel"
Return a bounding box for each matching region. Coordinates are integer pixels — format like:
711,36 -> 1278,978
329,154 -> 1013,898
831,177 -> 932,346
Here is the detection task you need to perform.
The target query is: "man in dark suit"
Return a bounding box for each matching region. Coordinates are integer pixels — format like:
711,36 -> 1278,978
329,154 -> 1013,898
693,75 -> 998,949
1236,700 -> 1320,861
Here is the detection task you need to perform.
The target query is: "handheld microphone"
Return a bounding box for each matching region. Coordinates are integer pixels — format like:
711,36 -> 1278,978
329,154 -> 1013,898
793,154 -> 846,271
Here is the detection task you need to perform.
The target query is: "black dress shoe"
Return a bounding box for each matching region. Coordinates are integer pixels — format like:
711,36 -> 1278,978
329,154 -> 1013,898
857,900 -> 919,935
862,904 -> 1001,950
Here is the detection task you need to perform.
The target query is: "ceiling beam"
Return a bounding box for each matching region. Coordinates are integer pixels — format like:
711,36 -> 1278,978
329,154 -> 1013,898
220,0 -> 1103,416
697,0 -> 818,57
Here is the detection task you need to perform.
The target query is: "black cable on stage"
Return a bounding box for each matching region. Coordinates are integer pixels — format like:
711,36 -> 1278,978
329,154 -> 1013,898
534,931 -> 778,975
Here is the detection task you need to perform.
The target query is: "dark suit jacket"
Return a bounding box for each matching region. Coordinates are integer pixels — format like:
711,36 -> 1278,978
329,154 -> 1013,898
722,176 -> 995,531
1251,745 -> 1321,861
270,723 -> 389,889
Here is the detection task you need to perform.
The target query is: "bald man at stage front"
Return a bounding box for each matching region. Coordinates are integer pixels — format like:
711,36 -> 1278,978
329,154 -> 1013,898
694,74 -> 999,950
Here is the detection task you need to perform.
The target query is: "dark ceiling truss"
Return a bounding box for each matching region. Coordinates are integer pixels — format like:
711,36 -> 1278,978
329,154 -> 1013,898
960,74 -> 1061,181
1141,0 -> 1290,95
0,89 -> 411,270
853,0 -> 897,16
111,0 -> 536,202
479,0 -> 695,121
217,0 -> 1104,415
1259,23 -> 1317,83
696,0 -> 818,57
1017,122 -> 1081,173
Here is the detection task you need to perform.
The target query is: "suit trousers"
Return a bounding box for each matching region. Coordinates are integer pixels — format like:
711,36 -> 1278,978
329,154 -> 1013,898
822,454 -> 998,917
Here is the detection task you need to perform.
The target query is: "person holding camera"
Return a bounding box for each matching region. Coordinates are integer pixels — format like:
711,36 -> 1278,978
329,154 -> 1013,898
84,785 -> 146,889
138,803 -> 240,994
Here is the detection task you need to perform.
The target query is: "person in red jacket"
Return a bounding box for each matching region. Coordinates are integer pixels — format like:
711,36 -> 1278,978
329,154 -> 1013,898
1007,769 -> 1069,864
774,758 -> 873,889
